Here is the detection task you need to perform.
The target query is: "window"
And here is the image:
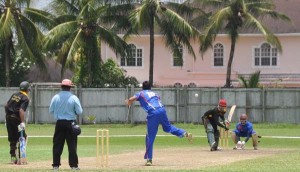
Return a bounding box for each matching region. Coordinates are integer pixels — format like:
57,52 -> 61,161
173,45 -> 183,66
254,43 -> 277,67
120,44 -> 143,67
213,43 -> 224,66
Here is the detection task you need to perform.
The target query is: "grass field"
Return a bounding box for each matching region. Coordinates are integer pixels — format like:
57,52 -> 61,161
1,123 -> 300,171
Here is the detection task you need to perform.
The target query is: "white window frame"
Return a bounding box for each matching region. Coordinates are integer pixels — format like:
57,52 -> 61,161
252,42 -> 279,68
212,42 -> 225,68
171,45 -> 186,68
120,43 -> 144,68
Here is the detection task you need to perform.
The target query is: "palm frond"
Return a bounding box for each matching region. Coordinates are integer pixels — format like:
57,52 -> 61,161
244,13 -> 282,52
248,70 -> 260,88
200,7 -> 231,54
238,70 -> 261,88
66,30 -> 85,65
43,21 -> 78,50
0,8 -> 15,42
24,8 -> 57,30
50,0 -> 79,15
17,15 -> 45,65
97,25 -> 129,58
238,75 -> 248,88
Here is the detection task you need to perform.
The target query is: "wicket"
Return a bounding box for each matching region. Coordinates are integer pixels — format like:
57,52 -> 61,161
219,127 -> 229,149
96,129 -> 109,167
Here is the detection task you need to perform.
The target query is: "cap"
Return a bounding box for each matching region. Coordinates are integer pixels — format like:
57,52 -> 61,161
61,79 -> 73,87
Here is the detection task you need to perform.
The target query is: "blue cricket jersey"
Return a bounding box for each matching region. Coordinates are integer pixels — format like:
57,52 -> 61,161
234,121 -> 255,138
135,90 -> 164,113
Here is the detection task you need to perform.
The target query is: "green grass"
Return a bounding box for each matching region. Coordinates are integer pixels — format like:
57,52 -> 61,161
0,123 -> 300,171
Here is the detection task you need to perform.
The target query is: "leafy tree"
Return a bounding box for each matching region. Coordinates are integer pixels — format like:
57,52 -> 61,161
73,58 -> 138,88
100,58 -> 138,88
43,0 -> 133,87
238,70 -> 260,88
0,0 -> 45,86
198,0 -> 290,87
128,0 -> 200,86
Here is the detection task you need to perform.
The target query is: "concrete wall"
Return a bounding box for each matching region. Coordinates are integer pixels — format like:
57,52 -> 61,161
1,86 -> 300,124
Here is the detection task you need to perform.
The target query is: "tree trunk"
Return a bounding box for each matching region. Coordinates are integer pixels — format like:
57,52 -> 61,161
149,16 -> 155,86
225,36 -> 236,88
4,36 -> 12,87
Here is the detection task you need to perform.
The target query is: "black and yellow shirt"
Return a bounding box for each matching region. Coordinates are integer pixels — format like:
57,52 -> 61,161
5,91 -> 29,118
202,107 -> 226,131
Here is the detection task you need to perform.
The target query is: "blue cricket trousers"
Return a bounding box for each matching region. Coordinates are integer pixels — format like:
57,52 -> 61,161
144,107 -> 186,160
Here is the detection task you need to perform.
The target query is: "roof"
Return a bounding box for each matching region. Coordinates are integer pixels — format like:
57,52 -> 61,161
25,59 -> 73,82
258,0 -> 300,33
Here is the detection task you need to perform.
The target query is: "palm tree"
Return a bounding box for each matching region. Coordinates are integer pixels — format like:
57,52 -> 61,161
198,0 -> 290,87
238,70 -> 260,88
0,0 -> 45,86
43,0 -> 133,87
128,0 -> 200,86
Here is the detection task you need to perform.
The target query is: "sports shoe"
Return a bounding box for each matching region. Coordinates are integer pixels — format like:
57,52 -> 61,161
145,159 -> 152,166
53,166 -> 59,171
216,146 -> 222,151
185,132 -> 193,143
11,156 -> 17,164
210,142 -> 217,151
71,167 -> 80,171
254,146 -> 258,150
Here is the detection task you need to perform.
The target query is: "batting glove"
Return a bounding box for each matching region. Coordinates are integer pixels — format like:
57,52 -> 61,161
19,122 -> 25,130
241,141 -> 246,149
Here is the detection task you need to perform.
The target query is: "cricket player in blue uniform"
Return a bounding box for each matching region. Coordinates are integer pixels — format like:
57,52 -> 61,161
231,114 -> 258,150
125,81 -> 193,166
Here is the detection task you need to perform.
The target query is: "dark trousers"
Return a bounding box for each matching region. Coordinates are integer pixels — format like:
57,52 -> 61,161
6,116 -> 26,157
52,120 -> 78,168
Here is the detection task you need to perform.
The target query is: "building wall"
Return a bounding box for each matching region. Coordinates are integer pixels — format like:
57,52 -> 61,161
102,34 -> 300,87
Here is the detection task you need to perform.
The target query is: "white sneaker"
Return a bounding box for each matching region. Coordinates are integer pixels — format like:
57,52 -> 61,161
145,159 -> 152,166
53,166 -> 59,171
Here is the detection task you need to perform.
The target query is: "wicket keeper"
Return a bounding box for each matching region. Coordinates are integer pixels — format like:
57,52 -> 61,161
202,99 -> 229,151
231,114 -> 258,150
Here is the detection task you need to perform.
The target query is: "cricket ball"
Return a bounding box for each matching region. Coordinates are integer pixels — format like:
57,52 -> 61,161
195,93 -> 198,97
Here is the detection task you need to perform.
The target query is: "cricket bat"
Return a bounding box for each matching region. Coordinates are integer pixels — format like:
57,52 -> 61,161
18,130 -> 27,165
227,105 -> 236,122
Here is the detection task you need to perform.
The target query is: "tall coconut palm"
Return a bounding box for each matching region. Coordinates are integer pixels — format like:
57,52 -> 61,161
128,0 -> 200,86
198,0 -> 290,87
0,0 -> 44,86
43,0 -> 134,87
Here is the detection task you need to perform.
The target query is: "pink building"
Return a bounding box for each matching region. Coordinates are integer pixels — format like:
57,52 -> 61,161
101,0 -> 300,87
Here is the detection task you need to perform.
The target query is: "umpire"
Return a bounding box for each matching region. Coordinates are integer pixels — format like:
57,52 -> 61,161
49,79 -> 83,171
4,81 -> 30,164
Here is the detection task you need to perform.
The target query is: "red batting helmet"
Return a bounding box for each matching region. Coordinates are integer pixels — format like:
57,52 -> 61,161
240,114 -> 248,120
218,99 -> 227,107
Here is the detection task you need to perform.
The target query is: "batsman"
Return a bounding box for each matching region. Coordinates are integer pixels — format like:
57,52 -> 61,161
202,99 -> 229,151
4,81 -> 30,164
